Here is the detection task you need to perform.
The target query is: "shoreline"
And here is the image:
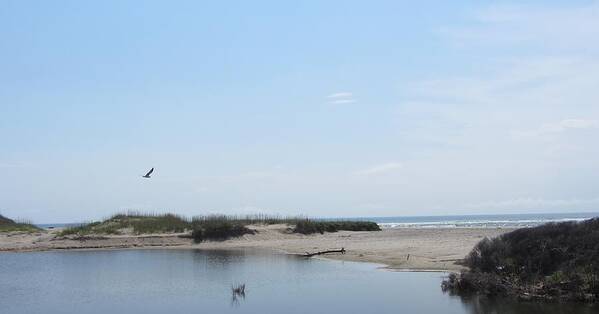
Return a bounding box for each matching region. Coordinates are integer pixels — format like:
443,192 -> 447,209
0,225 -> 514,271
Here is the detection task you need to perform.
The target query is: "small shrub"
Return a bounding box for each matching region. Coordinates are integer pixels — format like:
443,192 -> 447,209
293,220 -> 381,235
231,283 -> 246,305
444,218 -> 599,302
294,220 -> 326,234
192,221 -> 254,243
232,283 -> 246,295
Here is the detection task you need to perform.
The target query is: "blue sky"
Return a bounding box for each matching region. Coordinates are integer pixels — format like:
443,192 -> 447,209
2,1 -> 599,222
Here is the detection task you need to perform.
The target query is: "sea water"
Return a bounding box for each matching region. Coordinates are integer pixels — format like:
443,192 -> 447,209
359,212 -> 599,229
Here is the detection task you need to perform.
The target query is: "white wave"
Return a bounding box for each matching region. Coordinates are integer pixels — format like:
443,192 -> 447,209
378,217 -> 592,229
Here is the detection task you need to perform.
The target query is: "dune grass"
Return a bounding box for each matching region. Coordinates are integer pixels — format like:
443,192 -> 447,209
190,214 -> 303,226
58,212 -> 381,241
58,212 -> 189,236
0,214 -> 41,233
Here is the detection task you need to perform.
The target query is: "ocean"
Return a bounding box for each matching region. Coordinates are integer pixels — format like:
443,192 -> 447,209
361,212 -> 599,229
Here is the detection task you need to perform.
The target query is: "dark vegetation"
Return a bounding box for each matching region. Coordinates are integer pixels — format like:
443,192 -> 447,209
0,214 -> 41,233
190,220 -> 255,242
442,218 -> 599,302
293,220 -> 381,234
0,214 -> 13,225
58,212 -> 381,242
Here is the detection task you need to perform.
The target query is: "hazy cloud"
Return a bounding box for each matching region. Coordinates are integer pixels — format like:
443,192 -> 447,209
466,197 -> 599,211
0,162 -> 29,168
327,92 -> 353,99
440,3 -> 599,51
514,119 -> 598,138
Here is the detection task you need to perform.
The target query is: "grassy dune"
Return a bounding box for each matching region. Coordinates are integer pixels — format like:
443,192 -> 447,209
0,214 -> 41,233
58,213 -> 190,236
58,212 -> 381,242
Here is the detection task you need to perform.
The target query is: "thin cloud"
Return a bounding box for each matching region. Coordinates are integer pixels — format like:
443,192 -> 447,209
440,3 -> 599,51
326,91 -> 357,104
514,119 -> 598,138
354,162 -> 403,176
0,162 -> 29,168
329,99 -> 356,104
195,186 -> 209,193
559,119 -> 599,129
327,92 -> 353,99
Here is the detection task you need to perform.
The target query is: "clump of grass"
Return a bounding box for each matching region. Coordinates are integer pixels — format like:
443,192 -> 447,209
188,214 -> 299,242
231,283 -> 246,306
0,214 -> 41,233
293,219 -> 381,235
232,283 -> 246,296
191,218 -> 255,243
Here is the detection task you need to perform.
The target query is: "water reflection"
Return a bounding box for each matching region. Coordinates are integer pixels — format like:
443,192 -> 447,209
455,294 -> 599,314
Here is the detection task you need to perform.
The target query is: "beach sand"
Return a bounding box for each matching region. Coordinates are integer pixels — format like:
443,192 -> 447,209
0,225 -> 512,271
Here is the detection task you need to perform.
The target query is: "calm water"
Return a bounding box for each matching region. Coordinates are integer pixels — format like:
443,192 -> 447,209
0,249 -> 596,314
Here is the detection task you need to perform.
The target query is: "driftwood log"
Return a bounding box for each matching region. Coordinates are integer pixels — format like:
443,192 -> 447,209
304,248 -> 346,257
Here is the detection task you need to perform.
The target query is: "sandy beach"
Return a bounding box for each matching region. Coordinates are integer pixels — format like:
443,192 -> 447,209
0,225 -> 512,271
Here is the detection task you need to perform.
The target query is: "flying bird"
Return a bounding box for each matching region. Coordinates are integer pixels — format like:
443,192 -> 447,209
142,168 -> 154,178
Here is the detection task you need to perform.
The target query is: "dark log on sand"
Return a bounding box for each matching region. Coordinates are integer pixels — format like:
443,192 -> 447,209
304,248 -> 346,257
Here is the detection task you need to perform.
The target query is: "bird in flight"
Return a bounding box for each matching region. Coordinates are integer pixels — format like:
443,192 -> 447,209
142,168 -> 154,178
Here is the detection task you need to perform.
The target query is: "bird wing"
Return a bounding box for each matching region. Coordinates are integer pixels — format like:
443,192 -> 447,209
145,168 -> 154,176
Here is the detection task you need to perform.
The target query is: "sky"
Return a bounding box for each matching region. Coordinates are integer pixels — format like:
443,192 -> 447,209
1,1 -> 599,223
